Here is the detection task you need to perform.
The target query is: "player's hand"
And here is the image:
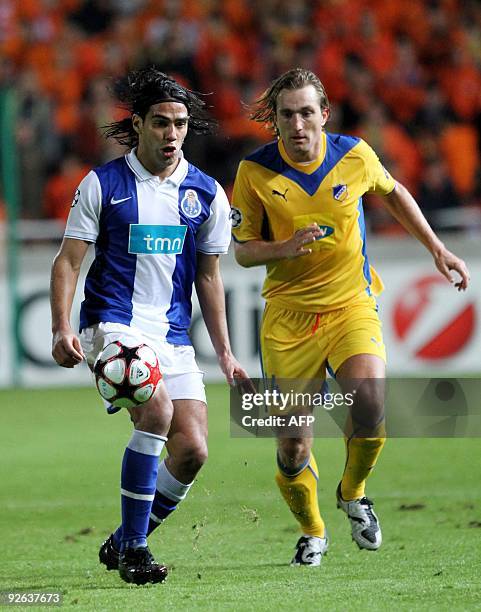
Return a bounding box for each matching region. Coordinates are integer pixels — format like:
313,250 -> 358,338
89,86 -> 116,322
433,247 -> 470,291
281,224 -> 322,259
218,351 -> 254,390
52,329 -> 85,368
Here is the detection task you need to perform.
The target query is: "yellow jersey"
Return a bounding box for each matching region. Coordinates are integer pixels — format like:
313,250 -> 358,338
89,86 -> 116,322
231,132 -> 396,312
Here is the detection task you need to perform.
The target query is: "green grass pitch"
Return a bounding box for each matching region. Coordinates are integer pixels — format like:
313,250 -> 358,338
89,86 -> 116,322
1,385 -> 480,611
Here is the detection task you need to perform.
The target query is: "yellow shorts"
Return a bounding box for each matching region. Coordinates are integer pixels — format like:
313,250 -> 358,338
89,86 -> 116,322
260,296 -> 386,380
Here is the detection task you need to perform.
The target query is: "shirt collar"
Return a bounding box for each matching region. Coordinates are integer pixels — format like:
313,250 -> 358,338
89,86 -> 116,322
125,148 -> 188,186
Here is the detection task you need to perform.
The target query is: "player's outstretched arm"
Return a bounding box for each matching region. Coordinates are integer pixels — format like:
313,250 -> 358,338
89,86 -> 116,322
50,238 -> 90,367
234,224 -> 322,268
382,182 -> 470,291
195,252 -> 249,385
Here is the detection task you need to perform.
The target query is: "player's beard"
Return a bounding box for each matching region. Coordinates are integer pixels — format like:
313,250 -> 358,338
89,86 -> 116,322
156,146 -> 180,172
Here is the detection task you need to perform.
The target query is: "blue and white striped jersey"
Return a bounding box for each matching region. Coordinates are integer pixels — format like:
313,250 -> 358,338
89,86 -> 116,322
65,149 -> 231,345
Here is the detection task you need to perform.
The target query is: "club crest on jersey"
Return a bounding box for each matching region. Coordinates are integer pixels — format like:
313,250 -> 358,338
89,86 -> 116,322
128,224 -> 187,255
180,189 -> 202,218
333,184 -> 348,201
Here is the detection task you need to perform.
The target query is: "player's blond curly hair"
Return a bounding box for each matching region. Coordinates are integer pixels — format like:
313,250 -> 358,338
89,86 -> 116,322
249,68 -> 330,132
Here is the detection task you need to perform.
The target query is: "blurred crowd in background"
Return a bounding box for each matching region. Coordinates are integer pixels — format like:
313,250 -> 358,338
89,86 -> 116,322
1,0 -> 481,234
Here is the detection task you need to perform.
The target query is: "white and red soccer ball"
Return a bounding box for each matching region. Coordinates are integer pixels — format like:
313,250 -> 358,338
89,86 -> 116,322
93,341 -> 162,408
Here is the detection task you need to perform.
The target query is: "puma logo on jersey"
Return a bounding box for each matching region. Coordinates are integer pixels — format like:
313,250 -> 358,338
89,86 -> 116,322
272,188 -> 288,201
111,196 -> 132,205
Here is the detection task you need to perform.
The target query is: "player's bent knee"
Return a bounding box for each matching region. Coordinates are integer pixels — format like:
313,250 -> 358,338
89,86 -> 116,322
181,441 -> 208,471
351,379 -> 385,430
277,437 -> 311,469
170,441 -> 208,479
132,411 -> 172,436
129,391 -> 174,436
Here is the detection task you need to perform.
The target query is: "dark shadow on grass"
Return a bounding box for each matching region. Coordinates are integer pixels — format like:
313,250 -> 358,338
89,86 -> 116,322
15,581 -> 153,591
194,562 -> 290,571
17,562 -> 294,591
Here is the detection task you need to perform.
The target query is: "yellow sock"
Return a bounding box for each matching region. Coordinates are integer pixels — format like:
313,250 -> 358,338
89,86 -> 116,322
275,453 -> 325,538
340,437 -> 385,501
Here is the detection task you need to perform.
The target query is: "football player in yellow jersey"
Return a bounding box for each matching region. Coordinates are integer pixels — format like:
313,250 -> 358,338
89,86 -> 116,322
231,68 -> 470,567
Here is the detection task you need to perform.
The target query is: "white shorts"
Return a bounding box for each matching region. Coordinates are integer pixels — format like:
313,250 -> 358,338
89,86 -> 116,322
80,322 -> 206,403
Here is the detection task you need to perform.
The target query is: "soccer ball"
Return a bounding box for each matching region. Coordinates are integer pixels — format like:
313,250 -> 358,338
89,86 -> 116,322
93,341 -> 162,409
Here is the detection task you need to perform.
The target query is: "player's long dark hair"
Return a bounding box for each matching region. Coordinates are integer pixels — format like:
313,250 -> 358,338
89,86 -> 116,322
103,67 -> 217,147
249,68 -> 330,133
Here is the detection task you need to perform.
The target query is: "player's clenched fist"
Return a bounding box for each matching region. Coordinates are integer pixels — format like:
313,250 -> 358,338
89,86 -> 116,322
52,330 -> 85,368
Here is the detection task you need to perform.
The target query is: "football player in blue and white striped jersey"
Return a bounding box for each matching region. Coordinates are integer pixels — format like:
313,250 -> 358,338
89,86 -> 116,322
50,67 -> 248,585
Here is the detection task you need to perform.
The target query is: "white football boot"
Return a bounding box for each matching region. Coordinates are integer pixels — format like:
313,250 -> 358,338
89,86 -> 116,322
336,484 -> 382,550
291,535 -> 329,566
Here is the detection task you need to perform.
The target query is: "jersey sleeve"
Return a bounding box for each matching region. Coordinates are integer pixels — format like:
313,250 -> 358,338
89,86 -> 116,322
358,140 -> 396,195
196,181 -> 231,254
231,160 -> 265,242
64,170 -> 102,242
